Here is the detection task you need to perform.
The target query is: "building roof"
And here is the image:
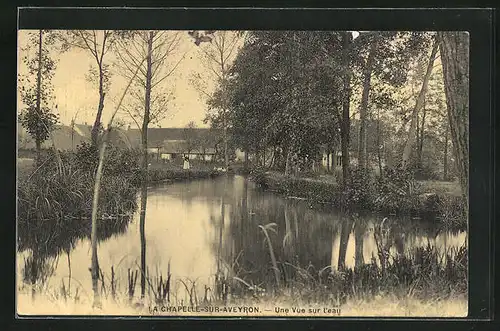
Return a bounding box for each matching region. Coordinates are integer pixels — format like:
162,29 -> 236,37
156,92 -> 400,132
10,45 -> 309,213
17,123 -> 91,151
18,122 -> 220,156
121,127 -> 222,149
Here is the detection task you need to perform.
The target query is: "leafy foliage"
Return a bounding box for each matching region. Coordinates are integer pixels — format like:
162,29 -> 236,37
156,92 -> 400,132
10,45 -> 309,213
374,167 -> 424,213
344,168 -> 376,208
18,30 -> 60,152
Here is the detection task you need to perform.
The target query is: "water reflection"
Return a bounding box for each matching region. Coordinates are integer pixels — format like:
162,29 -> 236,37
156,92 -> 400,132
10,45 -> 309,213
17,175 -> 466,301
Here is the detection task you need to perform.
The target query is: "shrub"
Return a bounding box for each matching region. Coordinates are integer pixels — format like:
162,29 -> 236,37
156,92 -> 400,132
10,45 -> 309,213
374,166 -> 423,214
249,167 -> 268,189
436,194 -> 467,231
73,142 -> 141,178
410,163 -> 441,181
17,148 -> 139,259
344,168 -> 377,209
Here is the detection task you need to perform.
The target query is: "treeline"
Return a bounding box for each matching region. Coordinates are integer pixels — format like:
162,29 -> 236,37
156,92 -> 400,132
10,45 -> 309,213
206,31 -> 469,204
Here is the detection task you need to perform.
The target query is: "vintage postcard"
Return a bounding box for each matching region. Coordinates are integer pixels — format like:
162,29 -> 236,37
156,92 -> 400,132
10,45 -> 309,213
16,29 -> 469,317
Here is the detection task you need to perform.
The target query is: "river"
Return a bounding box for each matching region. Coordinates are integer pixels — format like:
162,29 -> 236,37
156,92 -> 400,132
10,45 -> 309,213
17,175 -> 466,306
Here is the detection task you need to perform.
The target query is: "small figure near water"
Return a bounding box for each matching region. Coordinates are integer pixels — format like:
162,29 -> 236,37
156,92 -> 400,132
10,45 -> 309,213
183,155 -> 190,170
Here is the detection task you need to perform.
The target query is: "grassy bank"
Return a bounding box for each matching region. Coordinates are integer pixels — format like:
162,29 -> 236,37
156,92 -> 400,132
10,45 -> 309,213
136,161 -> 223,186
16,147 -> 223,262
17,242 -> 467,317
251,170 -> 466,230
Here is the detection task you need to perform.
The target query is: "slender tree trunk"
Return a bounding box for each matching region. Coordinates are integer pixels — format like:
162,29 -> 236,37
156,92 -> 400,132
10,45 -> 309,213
402,39 -> 439,167
35,30 -> 43,164
67,251 -> 71,296
438,31 -> 469,208
443,124 -> 449,180
376,110 -> 383,177
91,64 -> 105,147
358,39 -> 377,171
90,137 -> 107,308
262,146 -> 266,167
341,32 -> 352,186
337,217 -> 353,270
284,140 -> 294,176
326,150 -> 330,172
139,31 -> 154,299
354,220 -> 365,268
244,144 -> 249,170
417,107 -> 427,167
88,49 -> 143,310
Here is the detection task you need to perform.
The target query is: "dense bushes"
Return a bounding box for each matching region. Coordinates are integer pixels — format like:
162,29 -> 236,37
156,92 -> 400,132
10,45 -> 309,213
250,166 -> 465,225
73,142 -> 141,177
250,169 -> 342,205
435,194 -> 467,231
373,167 -> 424,214
333,243 -> 468,300
139,167 -> 221,185
344,168 -> 377,208
17,146 -> 139,259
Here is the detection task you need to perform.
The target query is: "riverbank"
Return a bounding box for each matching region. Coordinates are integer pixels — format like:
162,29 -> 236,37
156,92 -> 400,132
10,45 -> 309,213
17,242 -> 467,317
250,171 -> 466,230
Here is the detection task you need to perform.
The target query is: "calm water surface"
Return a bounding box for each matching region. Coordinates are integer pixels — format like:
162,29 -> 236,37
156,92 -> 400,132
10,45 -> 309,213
17,175 -> 466,300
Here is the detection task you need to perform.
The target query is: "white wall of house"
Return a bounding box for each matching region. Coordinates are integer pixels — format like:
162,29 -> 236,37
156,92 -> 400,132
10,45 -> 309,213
322,151 -> 343,169
161,153 -> 171,160
235,148 -> 246,162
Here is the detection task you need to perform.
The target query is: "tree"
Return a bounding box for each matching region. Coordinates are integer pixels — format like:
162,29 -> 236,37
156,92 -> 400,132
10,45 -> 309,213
115,30 -> 183,298
340,31 -> 353,185
401,37 -> 439,167
194,31 -> 243,170
183,121 -> 199,155
88,61 -> 144,309
60,30 -> 118,147
18,30 -> 60,163
356,36 -> 378,170
437,31 -> 469,206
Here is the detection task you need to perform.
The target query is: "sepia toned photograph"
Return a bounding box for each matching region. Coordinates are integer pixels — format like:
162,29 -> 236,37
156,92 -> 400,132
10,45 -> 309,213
16,29 -> 469,317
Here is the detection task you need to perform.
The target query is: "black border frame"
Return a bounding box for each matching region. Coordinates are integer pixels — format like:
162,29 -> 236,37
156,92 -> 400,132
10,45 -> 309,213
2,6 -> 495,331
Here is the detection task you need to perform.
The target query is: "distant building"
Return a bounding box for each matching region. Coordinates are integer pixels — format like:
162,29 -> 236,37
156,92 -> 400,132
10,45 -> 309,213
17,122 -> 93,151
17,123 -> 224,163
109,127 -> 223,163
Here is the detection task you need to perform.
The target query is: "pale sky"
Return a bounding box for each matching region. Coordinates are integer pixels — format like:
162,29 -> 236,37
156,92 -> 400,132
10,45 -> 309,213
17,30 -> 242,129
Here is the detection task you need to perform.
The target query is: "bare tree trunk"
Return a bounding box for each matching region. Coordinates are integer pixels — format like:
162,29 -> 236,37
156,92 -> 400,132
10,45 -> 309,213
438,31 -> 469,208
354,219 -> 365,268
358,39 -> 377,171
326,150 -> 330,172
67,251 -> 71,296
35,30 -> 43,164
377,110 -> 383,177
341,32 -> 352,187
402,39 -> 439,167
443,124 -> 449,180
262,146 -> 266,167
337,217 -> 353,270
417,107 -> 427,167
91,65 -> 105,147
139,31 -> 154,299
244,144 -> 249,170
223,111 -> 229,170
284,150 -> 291,176
284,141 -> 294,176
88,49 -> 144,310
90,137 -> 107,308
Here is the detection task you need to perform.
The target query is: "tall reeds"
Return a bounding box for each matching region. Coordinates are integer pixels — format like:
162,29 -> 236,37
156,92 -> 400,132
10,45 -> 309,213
258,223 -> 281,288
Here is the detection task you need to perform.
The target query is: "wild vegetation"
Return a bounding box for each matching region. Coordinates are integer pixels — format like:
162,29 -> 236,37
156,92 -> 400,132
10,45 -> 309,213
17,29 -> 469,315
